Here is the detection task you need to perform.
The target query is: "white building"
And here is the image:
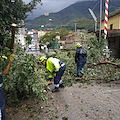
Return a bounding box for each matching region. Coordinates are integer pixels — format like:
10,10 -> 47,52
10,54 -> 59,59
16,20 -> 26,47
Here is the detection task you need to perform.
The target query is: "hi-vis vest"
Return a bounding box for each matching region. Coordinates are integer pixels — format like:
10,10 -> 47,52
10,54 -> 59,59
46,57 -> 61,78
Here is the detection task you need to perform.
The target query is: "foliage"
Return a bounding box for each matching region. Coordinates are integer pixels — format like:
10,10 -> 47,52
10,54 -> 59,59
82,35 -> 120,82
3,46 -> 48,105
40,32 -> 54,44
87,35 -> 106,63
0,0 -> 120,113
86,34 -> 120,82
45,34 -> 120,85
0,0 -> 42,46
0,46 -> 11,75
0,0 -> 48,105
0,56 -> 8,75
1,33 -> 120,106
55,27 -> 71,40
26,35 -> 32,44
39,28 -> 71,44
69,19 -> 95,33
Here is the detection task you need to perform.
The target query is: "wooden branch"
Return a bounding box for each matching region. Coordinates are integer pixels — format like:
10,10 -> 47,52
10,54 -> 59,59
66,77 -> 87,80
87,61 -> 120,68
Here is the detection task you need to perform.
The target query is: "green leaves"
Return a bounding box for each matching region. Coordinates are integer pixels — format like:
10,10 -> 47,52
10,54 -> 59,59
3,47 -> 47,105
0,0 -> 42,47
46,35 -> 120,85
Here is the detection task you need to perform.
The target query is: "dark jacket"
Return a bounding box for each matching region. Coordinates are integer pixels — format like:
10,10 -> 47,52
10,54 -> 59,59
0,66 -> 3,84
47,44 -> 50,48
75,47 -> 87,63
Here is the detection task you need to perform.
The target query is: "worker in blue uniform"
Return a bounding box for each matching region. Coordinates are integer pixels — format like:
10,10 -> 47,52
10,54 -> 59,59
75,43 -> 87,77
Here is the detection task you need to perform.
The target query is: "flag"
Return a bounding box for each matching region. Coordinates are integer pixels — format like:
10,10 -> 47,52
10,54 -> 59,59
104,0 -> 109,39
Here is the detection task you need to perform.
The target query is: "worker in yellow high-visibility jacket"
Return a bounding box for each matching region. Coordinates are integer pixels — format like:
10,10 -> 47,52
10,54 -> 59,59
39,56 -> 66,92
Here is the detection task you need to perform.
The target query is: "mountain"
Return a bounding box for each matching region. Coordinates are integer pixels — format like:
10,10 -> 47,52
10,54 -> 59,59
25,0 -> 120,31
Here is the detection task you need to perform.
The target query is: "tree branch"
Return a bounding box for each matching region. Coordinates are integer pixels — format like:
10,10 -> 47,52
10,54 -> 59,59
87,61 -> 120,68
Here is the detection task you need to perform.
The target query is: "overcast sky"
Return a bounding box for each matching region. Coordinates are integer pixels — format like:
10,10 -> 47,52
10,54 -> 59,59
23,0 -> 92,20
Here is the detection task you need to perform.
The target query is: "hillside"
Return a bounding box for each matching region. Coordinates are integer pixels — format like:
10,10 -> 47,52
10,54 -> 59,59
25,0 -> 120,31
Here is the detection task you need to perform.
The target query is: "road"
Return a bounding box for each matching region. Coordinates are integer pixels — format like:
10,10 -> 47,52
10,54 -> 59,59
41,81 -> 120,120
6,80 -> 120,120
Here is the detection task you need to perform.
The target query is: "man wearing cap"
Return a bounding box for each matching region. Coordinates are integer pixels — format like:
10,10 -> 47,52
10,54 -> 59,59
39,56 -> 66,92
75,43 -> 87,77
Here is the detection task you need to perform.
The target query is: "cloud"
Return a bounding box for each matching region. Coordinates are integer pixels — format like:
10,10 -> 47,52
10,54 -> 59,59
23,0 -> 92,19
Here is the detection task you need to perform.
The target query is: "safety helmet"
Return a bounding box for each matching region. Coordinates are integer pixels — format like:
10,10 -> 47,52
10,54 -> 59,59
76,43 -> 82,48
39,56 -> 47,62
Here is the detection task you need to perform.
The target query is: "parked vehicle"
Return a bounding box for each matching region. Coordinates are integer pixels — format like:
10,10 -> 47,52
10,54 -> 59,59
28,44 -> 39,51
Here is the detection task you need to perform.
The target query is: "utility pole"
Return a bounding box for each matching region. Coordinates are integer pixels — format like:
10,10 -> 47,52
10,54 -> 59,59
99,0 -> 102,41
75,23 -> 77,43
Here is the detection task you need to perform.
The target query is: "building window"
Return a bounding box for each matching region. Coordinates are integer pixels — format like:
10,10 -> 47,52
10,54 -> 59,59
110,24 -> 113,30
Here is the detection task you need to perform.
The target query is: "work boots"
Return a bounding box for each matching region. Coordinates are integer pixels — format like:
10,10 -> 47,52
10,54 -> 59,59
59,83 -> 64,88
52,87 -> 60,93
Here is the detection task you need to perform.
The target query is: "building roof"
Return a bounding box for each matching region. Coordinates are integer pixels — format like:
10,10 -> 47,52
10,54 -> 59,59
102,11 -> 120,22
108,11 -> 120,19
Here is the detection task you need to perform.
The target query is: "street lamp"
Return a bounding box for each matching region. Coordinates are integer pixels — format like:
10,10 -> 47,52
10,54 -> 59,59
88,8 -> 97,32
88,0 -> 102,41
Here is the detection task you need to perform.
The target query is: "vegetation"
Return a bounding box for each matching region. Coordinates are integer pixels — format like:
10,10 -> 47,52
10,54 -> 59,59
86,35 -> 120,82
40,28 -> 71,44
1,0 -> 120,108
1,32 -> 120,107
0,0 -> 42,46
3,45 -> 48,104
68,19 -> 95,33
44,34 -> 120,85
25,0 -> 120,31
26,35 -> 32,44
0,0 -> 47,105
0,0 -> 42,69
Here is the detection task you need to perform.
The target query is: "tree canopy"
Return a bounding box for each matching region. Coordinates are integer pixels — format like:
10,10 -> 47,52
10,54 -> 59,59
0,0 -> 42,46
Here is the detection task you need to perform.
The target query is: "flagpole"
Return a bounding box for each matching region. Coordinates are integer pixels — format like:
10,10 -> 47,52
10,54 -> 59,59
99,0 -> 102,41
104,0 -> 109,41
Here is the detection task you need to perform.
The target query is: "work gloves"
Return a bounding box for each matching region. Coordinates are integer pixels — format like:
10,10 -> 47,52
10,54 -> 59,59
9,54 -> 15,61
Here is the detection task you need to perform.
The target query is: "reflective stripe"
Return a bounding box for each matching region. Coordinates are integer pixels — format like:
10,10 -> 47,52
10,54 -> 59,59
59,80 -> 63,84
54,84 -> 59,88
0,83 -> 3,87
0,109 -> 2,119
61,63 -> 65,67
